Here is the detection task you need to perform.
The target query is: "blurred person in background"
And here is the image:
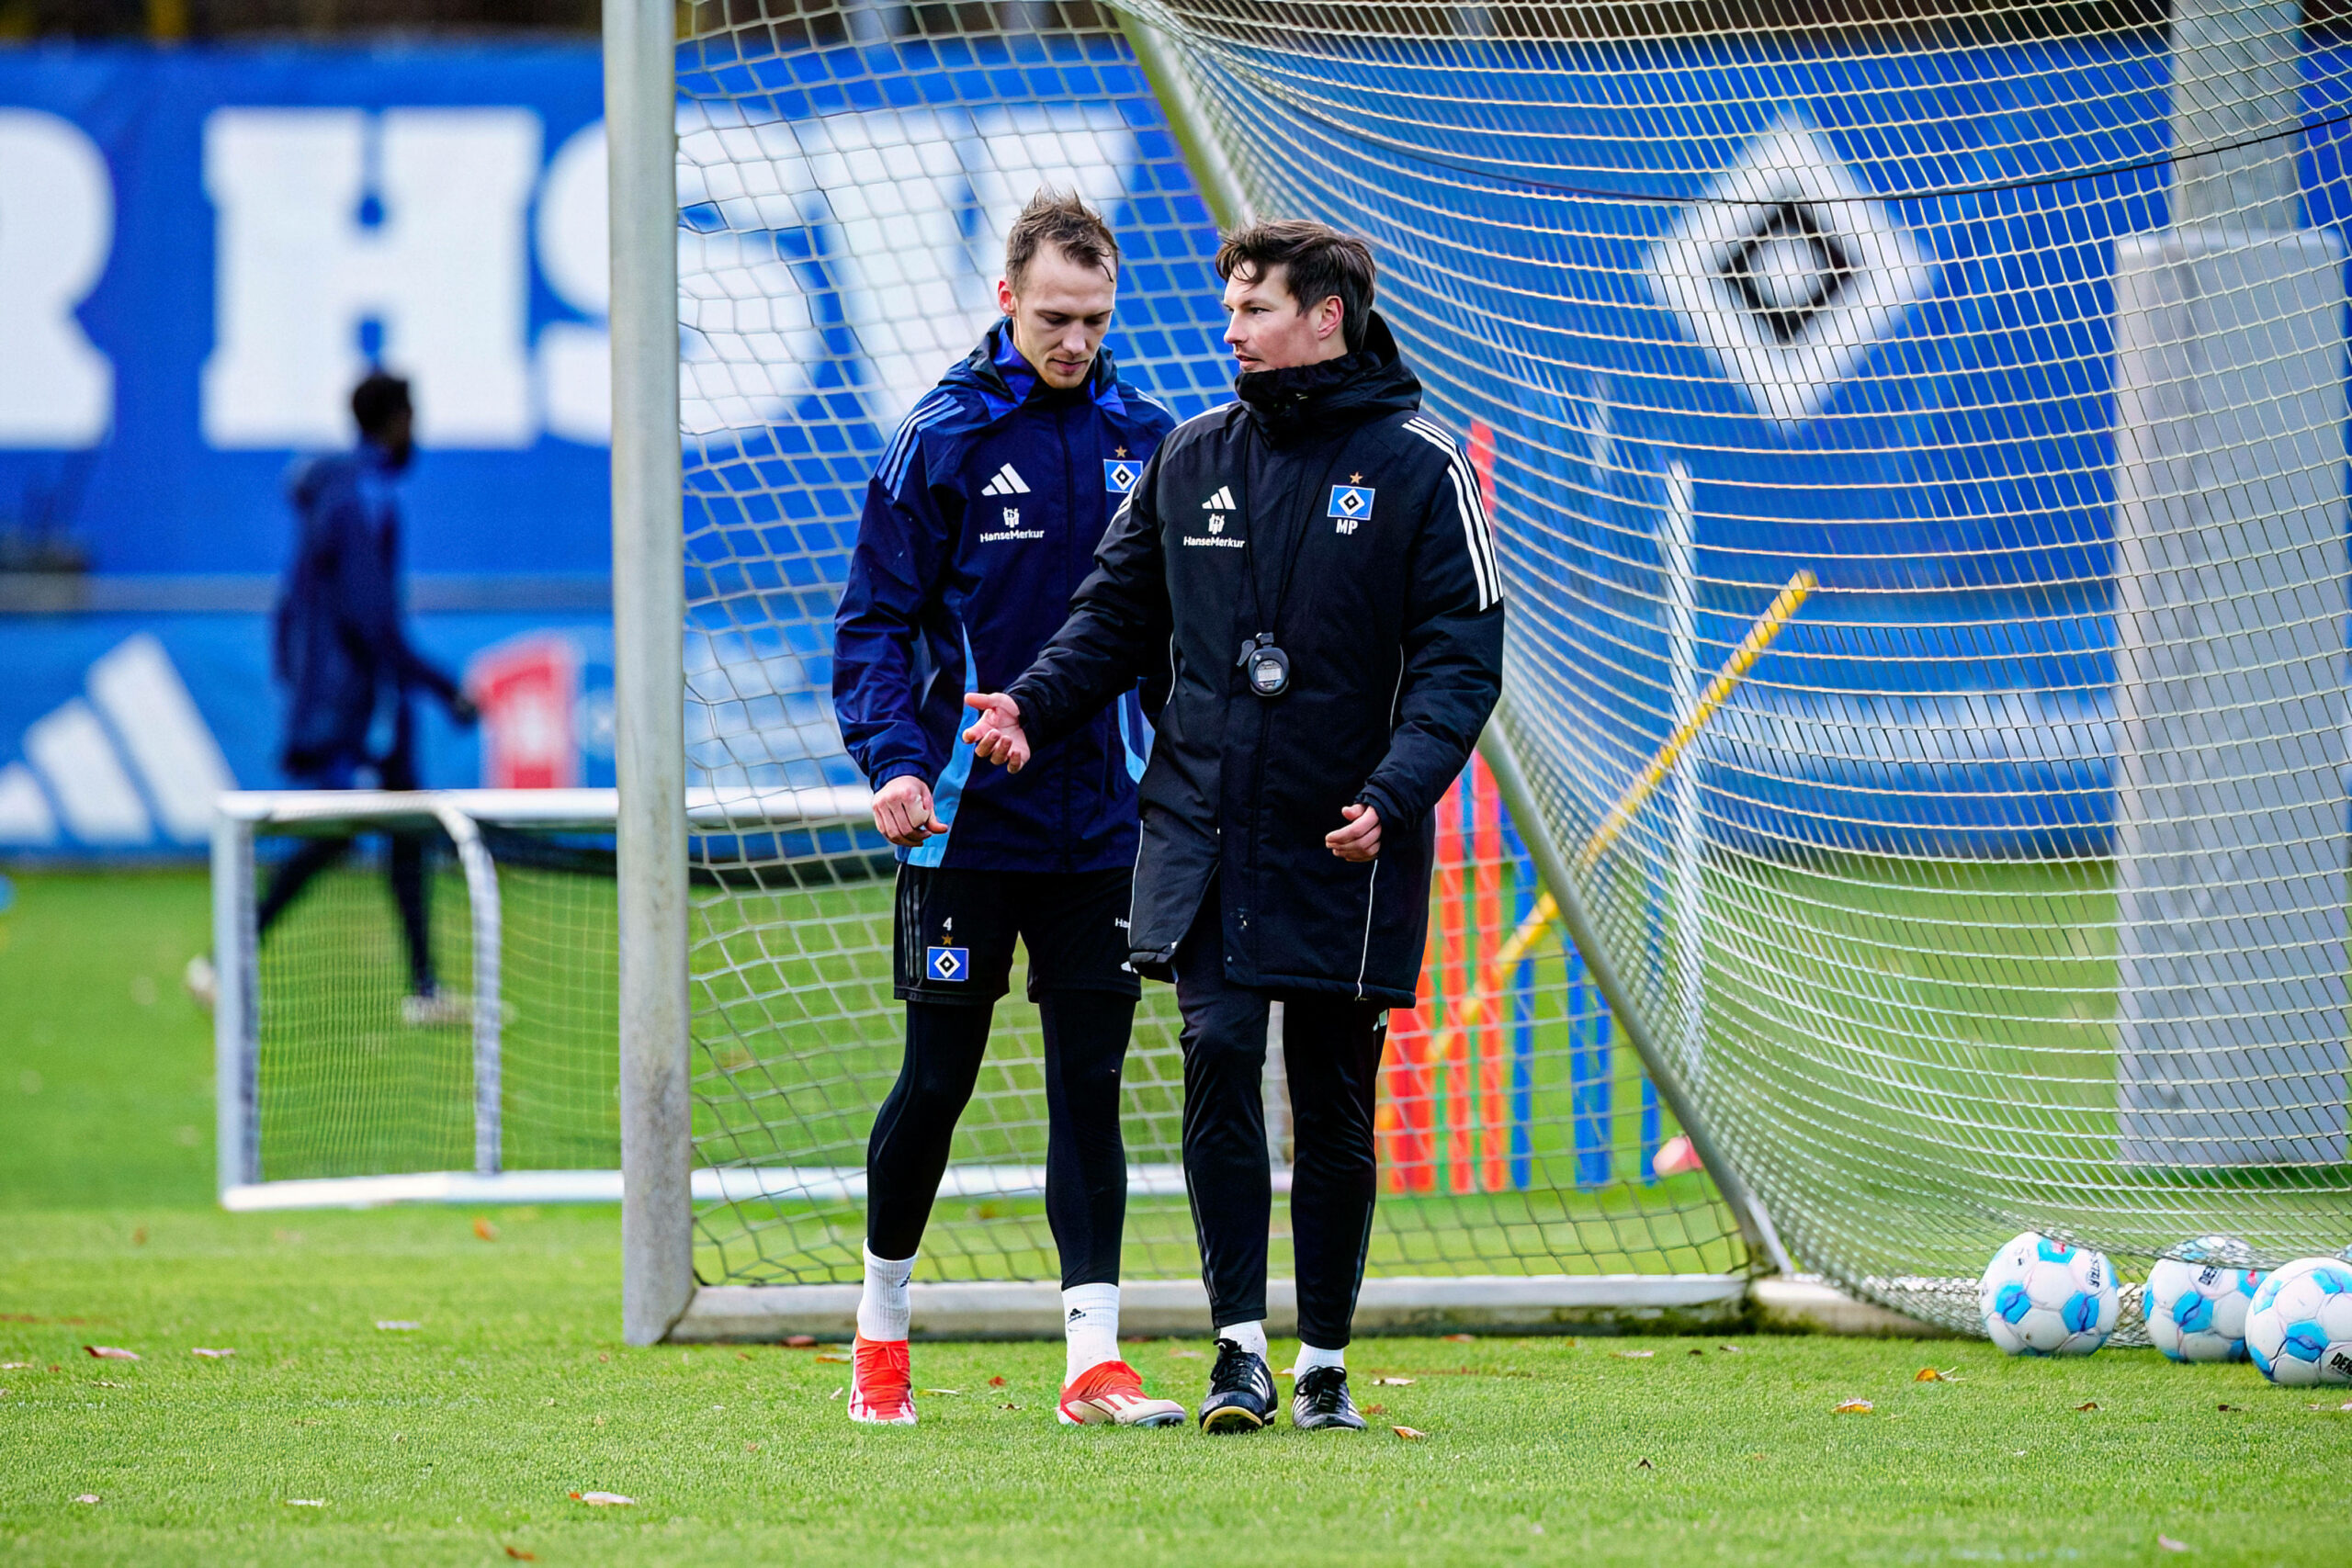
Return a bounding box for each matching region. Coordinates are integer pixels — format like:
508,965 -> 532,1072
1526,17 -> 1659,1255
246,369 -> 478,1026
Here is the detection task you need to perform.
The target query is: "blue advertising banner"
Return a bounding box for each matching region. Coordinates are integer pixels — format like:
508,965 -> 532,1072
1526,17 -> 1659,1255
0,39 -> 1229,853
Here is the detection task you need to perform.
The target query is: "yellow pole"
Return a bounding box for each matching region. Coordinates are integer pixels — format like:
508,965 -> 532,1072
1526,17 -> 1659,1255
1422,568 -> 1816,1060
1577,568 -> 1815,873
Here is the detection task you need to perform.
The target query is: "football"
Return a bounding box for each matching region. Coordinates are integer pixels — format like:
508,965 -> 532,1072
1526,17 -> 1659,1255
1978,1232 -> 2119,1356
2144,1235 -> 2263,1363
2246,1256 -> 2352,1386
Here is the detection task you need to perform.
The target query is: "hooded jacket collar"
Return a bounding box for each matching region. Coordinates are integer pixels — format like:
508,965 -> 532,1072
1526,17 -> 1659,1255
1233,312 -> 1421,448
947,316 -> 1125,418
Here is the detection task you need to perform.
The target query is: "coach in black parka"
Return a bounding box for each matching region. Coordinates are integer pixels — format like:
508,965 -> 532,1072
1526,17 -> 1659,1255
963,220 -> 1504,1431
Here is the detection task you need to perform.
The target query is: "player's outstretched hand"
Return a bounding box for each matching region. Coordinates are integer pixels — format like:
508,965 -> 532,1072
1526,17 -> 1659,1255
1327,801 -> 1382,862
872,774 -> 947,847
962,693 -> 1032,773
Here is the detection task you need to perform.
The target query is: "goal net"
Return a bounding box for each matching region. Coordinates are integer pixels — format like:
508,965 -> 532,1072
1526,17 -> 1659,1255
639,0 -> 2352,1342
1104,0 -> 2352,1338
210,786 -> 856,1210
664,0 -> 1760,1331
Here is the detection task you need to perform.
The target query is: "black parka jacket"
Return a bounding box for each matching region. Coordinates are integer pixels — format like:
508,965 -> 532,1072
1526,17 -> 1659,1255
1006,316 -> 1505,1006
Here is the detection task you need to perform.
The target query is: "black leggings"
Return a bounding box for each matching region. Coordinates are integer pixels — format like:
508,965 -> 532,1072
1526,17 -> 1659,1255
865,990 -> 1136,1289
256,833 -> 436,997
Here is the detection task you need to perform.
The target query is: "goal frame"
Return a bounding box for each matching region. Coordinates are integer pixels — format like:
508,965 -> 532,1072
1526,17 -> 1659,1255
211,786 -> 868,1213
603,0 -> 1807,1345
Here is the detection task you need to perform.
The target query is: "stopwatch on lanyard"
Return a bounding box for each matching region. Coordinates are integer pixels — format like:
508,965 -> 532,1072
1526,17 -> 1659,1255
1232,442 -> 1351,701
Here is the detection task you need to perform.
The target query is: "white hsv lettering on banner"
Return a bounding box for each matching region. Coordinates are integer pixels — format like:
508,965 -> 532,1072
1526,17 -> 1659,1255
0,109 -> 115,449
201,107 -> 541,448
534,121 -> 614,445
674,104 -> 1136,433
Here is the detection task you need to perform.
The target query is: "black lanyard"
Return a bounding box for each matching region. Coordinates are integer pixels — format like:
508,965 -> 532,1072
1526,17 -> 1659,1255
1232,425 -> 1355,697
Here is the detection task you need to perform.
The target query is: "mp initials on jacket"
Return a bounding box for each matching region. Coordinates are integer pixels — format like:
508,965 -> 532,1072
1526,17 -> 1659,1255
1007,313 -> 1505,1008
833,320 -> 1176,873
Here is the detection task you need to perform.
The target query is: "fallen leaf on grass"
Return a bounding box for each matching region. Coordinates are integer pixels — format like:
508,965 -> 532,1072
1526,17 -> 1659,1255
919,1388 -> 961,1397
736,1351 -> 753,1361
2217,1404 -> 2244,1413
827,1388 -> 842,1401
1688,1348 -> 1705,1357
1363,1404 -> 1386,1416
94,1380 -> 130,1389
1611,1350 -> 1654,1359
1832,1399 -> 1874,1415
1274,1369 -> 1295,1380
2304,1402 -> 2352,1413
1441,1334 -> 1475,1344
742,1443 -> 761,1453
504,1548 -> 537,1561
1717,1344 -> 1742,1354
1392,1426 -> 1426,1440
2074,1402 -> 2099,1413
191,1348 -> 235,1359
83,1346 -> 138,1361
1635,1458 -> 1654,1471
1166,1348 -> 1203,1359
571,1492 -> 635,1506
72,1495 -> 99,1505
2156,1536 -> 2190,1553
1915,1367 -> 1960,1382
784,1335 -> 816,1348
1372,1376 -> 1416,1386
813,1352 -> 850,1364
472,1218 -> 499,1242
375,1321 -> 421,1332
998,1402 -> 1022,1411
1,1362 -> 32,1371
284,1499 -> 325,1507
988,1376 -> 1006,1387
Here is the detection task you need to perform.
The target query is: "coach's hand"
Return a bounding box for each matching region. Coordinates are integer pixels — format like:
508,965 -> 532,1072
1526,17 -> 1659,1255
872,774 -> 946,846
1327,802 -> 1382,862
962,693 -> 1033,774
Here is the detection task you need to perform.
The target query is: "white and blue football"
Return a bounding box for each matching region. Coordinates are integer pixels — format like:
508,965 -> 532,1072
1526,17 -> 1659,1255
2246,1256 -> 2352,1386
1978,1232 -> 2119,1356
2144,1235 -> 2263,1363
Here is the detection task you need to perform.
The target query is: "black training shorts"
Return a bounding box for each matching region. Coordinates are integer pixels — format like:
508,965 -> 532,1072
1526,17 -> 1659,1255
891,863 -> 1141,1005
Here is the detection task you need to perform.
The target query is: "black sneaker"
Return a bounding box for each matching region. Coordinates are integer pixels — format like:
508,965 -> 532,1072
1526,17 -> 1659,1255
1198,1338 -> 1276,1433
1291,1364 -> 1366,1431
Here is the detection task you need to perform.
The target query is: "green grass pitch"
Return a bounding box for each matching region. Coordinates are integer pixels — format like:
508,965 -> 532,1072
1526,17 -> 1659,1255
4,868 -> 2349,1566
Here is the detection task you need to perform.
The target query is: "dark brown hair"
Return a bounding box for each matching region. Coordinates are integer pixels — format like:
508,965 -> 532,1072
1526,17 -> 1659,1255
1214,220 -> 1378,353
1004,189 -> 1119,291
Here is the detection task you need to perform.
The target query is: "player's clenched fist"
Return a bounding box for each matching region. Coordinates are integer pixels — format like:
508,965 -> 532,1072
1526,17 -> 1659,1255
962,692 -> 1033,773
870,774 -> 946,847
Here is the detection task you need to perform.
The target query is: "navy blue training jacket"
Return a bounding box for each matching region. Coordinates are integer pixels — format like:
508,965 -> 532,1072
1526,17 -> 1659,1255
832,321 -> 1175,873
272,442 -> 461,776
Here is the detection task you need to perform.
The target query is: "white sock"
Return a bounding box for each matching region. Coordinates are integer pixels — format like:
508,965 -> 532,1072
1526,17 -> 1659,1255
1294,1342 -> 1345,1375
856,1245 -> 914,1342
1062,1283 -> 1121,1382
1218,1320 -> 1269,1359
